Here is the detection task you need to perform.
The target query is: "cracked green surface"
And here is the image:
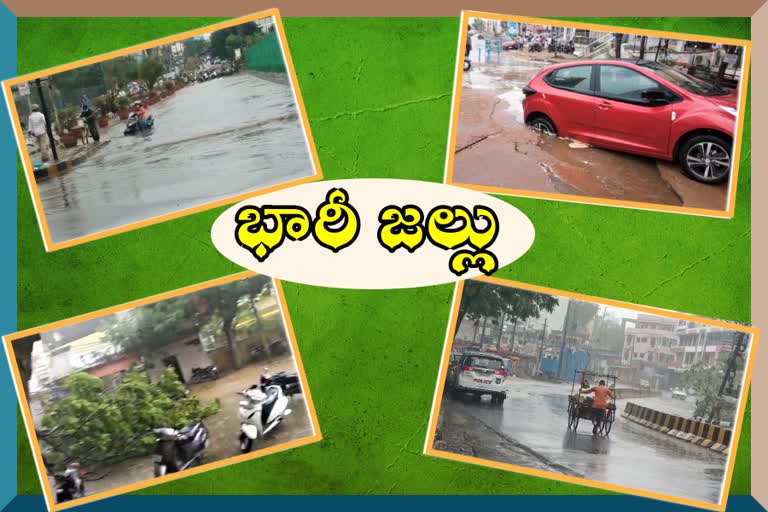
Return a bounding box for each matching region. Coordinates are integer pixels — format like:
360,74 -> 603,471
17,17 -> 750,497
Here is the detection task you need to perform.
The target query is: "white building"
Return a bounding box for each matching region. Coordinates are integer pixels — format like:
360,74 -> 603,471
622,314 -> 679,367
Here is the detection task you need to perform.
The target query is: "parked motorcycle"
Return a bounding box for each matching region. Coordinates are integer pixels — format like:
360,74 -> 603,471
123,112 -> 155,136
463,58 -> 471,71
238,383 -> 292,453
54,462 -> 85,503
152,421 -> 210,477
261,367 -> 302,397
528,41 -> 544,52
190,365 -> 219,384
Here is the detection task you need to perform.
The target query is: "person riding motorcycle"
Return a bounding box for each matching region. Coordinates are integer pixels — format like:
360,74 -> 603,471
133,101 -> 149,131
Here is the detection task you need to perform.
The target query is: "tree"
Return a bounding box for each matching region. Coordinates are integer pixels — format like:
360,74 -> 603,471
210,28 -> 237,60
112,56 -> 140,90
104,297 -> 196,355
225,34 -> 243,58
191,276 -> 271,369
139,56 -> 166,91
682,362 -> 723,418
456,281 -> 559,342
39,368 -> 219,471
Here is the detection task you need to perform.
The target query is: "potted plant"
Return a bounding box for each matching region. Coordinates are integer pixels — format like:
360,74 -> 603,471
116,95 -> 132,120
95,96 -> 110,128
57,107 -> 81,148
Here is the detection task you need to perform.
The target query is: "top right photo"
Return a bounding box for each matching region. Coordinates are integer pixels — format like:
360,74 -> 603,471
446,13 -> 750,217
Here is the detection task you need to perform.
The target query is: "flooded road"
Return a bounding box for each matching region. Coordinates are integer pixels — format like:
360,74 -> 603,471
435,379 -> 726,504
84,358 -> 314,497
453,54 -> 728,210
37,73 -> 315,243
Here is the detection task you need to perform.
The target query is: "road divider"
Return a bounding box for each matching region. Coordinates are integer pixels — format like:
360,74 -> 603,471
621,402 -> 731,455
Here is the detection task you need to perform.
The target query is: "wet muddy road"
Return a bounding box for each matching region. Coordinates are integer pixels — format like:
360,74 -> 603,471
453,54 -> 728,210
37,73 -> 314,244
434,379 -> 726,504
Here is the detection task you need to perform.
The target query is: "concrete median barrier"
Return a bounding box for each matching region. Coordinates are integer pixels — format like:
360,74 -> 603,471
621,402 -> 731,455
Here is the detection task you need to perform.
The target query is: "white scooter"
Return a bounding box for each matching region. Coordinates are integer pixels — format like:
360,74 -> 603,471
238,383 -> 292,453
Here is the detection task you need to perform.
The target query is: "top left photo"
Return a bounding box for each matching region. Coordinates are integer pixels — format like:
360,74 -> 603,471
3,9 -> 322,251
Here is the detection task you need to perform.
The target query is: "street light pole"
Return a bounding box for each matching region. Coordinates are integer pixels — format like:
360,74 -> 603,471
557,300 -> 573,379
35,78 -> 58,161
708,331 -> 748,424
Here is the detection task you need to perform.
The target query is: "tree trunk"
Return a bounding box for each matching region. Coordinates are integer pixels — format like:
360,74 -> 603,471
251,297 -> 271,359
510,321 -> 518,354
472,321 -> 479,344
480,317 -> 488,348
614,33 -> 623,59
222,319 -> 241,370
495,312 -> 506,352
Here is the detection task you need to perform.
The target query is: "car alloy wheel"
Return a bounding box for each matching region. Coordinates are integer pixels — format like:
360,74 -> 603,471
685,141 -> 730,181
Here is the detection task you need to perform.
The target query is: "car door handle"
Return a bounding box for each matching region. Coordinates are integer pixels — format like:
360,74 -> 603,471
598,102 -> 612,110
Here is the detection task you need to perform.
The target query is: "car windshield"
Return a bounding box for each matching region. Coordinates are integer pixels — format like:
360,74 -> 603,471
465,356 -> 503,370
637,61 -> 729,96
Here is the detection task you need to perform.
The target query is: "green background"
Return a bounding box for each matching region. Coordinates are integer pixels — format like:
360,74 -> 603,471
17,17 -> 751,497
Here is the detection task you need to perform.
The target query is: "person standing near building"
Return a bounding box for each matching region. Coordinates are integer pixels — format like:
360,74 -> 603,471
27,104 -> 50,162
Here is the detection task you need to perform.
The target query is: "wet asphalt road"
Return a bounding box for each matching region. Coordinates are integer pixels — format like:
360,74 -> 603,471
454,51 -> 729,210
436,378 -> 727,504
84,358 -> 314,497
38,73 -> 314,243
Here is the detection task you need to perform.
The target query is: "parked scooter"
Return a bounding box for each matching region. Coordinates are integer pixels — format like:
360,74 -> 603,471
152,421 -> 210,477
261,367 -> 302,397
124,112 -> 155,136
238,383 -> 292,453
54,462 -> 85,503
190,365 -> 219,384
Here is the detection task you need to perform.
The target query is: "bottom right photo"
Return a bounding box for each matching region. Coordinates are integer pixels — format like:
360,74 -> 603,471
425,277 -> 759,511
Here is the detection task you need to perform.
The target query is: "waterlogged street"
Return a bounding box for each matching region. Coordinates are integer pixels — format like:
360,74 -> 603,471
38,73 -> 314,243
435,378 -> 726,504
454,51 -> 728,210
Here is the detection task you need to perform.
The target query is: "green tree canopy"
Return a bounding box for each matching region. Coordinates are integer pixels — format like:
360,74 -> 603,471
456,281 -> 558,337
39,368 -> 219,471
104,296 -> 195,354
139,56 -> 166,91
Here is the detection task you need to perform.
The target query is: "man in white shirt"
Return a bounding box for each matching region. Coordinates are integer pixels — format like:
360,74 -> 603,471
27,104 -> 50,162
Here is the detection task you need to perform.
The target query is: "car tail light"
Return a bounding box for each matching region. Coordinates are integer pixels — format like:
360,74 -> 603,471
495,369 -> 507,377
522,85 -> 537,97
462,365 -> 474,372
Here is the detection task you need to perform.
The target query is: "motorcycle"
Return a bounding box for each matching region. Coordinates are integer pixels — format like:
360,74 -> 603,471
528,41 -> 544,52
463,58 -> 471,71
261,367 -> 302,397
190,365 -> 219,384
152,421 -> 209,477
54,462 -> 85,503
124,112 -> 155,136
238,383 -> 292,453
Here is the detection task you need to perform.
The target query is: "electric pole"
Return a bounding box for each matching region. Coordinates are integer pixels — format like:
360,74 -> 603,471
557,300 -> 573,379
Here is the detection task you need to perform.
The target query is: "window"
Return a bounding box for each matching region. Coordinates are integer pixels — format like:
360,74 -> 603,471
545,65 -> 592,94
598,65 -> 668,104
464,356 -> 503,370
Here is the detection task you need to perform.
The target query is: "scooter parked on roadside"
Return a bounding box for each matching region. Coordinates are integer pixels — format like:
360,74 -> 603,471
54,462 -> 85,503
152,421 -> 210,477
261,368 -> 302,397
190,365 -> 219,384
238,383 -> 292,453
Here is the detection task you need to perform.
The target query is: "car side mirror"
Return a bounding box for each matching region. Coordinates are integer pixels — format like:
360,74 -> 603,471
641,90 -> 670,105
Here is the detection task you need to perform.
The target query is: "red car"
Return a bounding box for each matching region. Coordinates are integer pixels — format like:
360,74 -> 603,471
522,59 -> 739,184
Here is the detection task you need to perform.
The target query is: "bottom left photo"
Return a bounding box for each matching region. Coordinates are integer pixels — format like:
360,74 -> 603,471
4,272 -> 321,511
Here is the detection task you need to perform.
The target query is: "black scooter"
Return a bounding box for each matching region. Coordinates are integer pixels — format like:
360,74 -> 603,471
152,421 -> 209,477
261,369 -> 302,397
54,463 -> 85,503
190,365 -> 219,384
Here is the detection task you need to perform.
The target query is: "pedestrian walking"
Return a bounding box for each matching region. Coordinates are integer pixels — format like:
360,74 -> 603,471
465,24 -> 472,58
27,104 -> 50,163
80,103 -> 100,143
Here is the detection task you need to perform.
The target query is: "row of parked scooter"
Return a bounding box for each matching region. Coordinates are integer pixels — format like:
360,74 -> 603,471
54,369 -> 302,503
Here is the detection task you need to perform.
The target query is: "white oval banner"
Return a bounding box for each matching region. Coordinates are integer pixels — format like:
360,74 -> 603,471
211,179 -> 535,289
